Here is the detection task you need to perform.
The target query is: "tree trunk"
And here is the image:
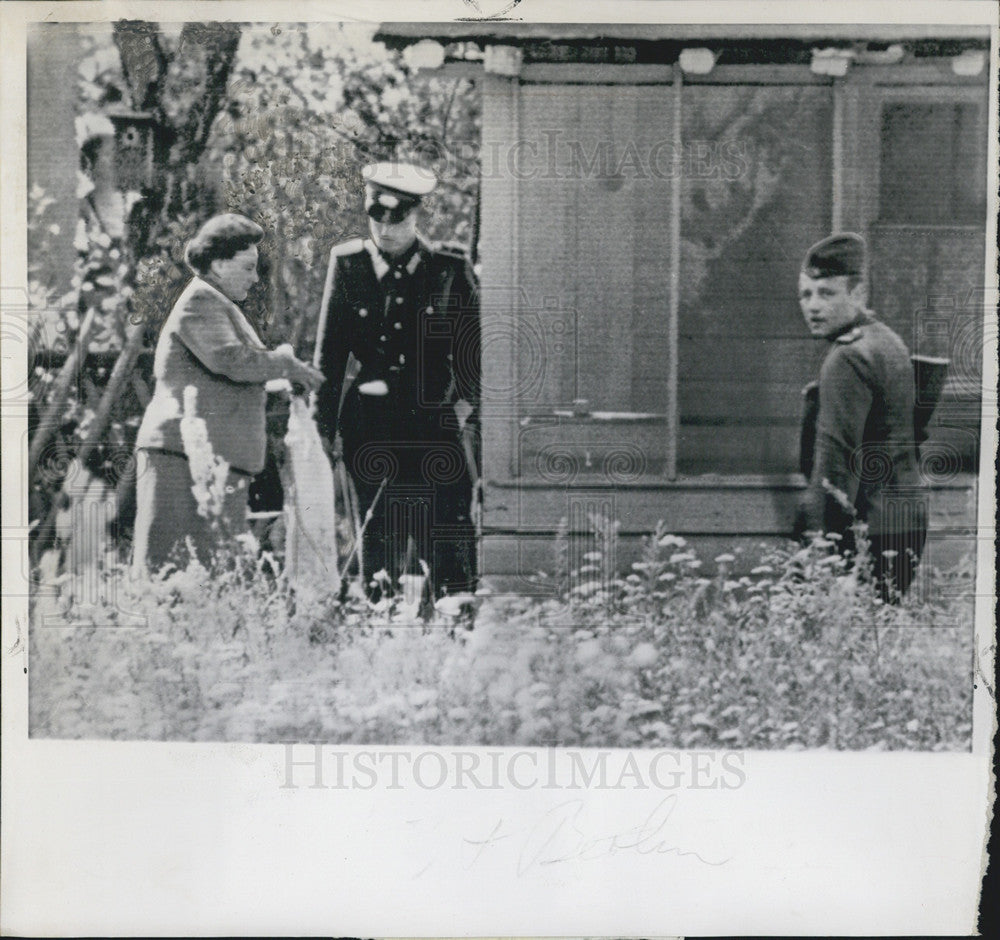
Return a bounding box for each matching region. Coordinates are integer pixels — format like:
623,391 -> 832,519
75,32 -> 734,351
113,21 -> 241,255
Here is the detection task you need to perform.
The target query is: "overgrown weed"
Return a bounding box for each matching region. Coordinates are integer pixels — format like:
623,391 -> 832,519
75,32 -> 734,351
30,517 -> 974,749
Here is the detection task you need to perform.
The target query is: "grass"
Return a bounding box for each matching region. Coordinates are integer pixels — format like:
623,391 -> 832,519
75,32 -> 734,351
29,520 -> 975,749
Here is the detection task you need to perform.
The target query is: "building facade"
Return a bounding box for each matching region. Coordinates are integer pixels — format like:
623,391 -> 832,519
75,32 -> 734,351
377,24 -> 991,583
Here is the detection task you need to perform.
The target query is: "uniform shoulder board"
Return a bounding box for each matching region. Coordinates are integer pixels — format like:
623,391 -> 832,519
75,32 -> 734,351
835,324 -> 865,345
433,241 -> 471,261
330,237 -> 365,258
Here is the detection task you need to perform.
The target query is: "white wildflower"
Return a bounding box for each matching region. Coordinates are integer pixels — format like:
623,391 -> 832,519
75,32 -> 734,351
658,534 -> 687,548
73,217 -> 89,250
179,386 -> 229,520
436,592 -> 475,617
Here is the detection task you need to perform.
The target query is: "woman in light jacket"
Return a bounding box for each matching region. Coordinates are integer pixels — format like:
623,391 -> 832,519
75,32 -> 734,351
133,213 -> 323,571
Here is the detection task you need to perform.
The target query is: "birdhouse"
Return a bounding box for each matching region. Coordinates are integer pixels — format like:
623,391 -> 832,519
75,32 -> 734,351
107,110 -> 155,190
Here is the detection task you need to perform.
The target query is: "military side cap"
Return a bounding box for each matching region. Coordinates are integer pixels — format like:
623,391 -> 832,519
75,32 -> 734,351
363,161 -> 436,223
801,232 -> 866,279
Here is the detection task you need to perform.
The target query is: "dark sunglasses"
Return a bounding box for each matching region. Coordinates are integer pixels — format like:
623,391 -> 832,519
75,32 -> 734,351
366,201 -> 418,224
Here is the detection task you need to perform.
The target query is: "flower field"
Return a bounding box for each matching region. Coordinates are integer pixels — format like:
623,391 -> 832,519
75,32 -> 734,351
29,523 -> 976,750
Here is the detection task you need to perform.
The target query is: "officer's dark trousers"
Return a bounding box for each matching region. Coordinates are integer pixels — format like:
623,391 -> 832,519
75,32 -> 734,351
868,529 -> 927,603
347,445 -> 477,599
821,486 -> 928,603
839,524 -> 927,603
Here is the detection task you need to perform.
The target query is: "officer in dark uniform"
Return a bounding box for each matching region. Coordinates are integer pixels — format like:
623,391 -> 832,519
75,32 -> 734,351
796,232 -> 927,600
313,162 -> 480,598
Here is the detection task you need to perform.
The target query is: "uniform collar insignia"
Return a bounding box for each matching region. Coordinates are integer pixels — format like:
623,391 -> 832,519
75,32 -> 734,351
364,239 -> 390,280
832,311 -> 874,344
364,238 -> 423,280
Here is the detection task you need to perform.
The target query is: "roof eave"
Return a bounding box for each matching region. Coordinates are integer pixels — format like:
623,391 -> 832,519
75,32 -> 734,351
375,22 -> 992,47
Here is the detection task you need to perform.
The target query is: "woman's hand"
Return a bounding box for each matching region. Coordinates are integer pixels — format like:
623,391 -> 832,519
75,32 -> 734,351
274,344 -> 325,392
288,359 -> 326,393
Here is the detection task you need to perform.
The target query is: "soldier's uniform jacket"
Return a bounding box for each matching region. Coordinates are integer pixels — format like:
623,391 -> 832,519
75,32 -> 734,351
802,314 -> 923,539
313,236 -> 480,463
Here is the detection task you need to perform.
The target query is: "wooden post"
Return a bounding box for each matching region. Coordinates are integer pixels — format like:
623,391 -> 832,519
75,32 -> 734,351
832,77 -> 845,232
666,64 -> 682,481
73,320 -> 145,472
28,308 -> 97,476
479,71 -> 521,481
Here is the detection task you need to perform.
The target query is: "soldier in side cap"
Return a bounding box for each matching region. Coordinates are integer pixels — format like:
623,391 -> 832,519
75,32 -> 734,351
795,232 -> 927,601
312,161 -> 480,600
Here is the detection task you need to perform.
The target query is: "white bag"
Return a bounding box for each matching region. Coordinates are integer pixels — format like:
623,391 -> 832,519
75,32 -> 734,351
282,396 -> 339,598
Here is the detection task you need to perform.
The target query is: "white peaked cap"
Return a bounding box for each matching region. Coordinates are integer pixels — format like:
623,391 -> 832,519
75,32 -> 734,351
362,161 -> 437,197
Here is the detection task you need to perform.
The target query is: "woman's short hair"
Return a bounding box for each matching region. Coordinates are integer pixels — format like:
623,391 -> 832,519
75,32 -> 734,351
185,214 -> 264,275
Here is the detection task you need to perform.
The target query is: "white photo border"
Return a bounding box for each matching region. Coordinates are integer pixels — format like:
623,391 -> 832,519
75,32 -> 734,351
2,1 -> 996,936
